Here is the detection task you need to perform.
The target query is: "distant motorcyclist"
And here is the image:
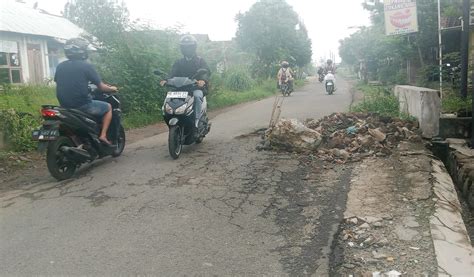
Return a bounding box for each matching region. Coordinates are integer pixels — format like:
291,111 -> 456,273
54,38 -> 117,145
324,59 -> 336,74
161,35 -> 211,133
277,61 -> 294,92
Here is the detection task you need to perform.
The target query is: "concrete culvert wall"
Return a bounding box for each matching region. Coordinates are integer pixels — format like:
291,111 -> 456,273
394,86 -> 440,139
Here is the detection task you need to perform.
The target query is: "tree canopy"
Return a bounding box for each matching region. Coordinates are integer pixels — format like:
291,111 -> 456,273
235,0 -> 312,76
339,0 -> 463,86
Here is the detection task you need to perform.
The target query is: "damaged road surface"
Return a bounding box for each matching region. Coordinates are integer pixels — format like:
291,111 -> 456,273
0,77 -> 353,275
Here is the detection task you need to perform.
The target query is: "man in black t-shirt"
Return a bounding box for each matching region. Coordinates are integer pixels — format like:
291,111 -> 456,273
161,35 -> 211,131
54,38 -> 117,144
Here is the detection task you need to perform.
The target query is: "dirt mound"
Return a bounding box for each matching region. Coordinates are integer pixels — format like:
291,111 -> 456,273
263,113 -> 422,163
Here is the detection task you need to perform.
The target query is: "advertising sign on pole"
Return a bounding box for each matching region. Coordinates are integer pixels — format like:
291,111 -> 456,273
384,0 -> 419,35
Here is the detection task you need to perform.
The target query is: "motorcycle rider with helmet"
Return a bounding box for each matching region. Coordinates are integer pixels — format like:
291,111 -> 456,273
54,38 -> 118,145
161,35 -> 211,134
324,59 -> 336,75
277,61 -> 294,92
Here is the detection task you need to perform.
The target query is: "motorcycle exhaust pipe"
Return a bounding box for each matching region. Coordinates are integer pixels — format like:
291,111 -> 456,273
60,146 -> 92,163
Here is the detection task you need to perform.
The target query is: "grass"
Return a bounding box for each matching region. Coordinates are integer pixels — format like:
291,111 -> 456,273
122,113 -> 163,129
351,82 -> 401,117
0,85 -> 57,116
208,79 -> 276,110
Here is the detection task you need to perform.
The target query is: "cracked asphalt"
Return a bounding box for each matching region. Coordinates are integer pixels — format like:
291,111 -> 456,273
0,77 -> 353,275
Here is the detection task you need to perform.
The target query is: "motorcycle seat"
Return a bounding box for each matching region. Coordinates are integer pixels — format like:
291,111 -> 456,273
68,109 -> 101,122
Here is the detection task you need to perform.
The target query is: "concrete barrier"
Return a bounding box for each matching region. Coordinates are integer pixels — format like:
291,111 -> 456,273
395,85 -> 440,138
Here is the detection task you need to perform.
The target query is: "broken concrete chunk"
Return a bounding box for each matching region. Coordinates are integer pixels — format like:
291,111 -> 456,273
368,128 -> 386,142
267,119 -> 322,151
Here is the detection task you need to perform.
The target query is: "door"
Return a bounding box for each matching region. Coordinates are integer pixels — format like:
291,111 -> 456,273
27,44 -> 44,84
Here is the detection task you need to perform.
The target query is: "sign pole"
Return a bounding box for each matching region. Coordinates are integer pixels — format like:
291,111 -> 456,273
438,0 -> 443,100
461,0 -> 470,99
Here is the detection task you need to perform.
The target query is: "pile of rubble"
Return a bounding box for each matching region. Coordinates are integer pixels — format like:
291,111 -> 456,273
262,113 -> 421,162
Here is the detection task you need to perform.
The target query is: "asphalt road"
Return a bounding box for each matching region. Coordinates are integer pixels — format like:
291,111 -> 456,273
0,77 -> 353,275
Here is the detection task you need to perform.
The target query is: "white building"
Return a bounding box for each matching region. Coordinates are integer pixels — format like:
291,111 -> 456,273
0,1 -> 85,84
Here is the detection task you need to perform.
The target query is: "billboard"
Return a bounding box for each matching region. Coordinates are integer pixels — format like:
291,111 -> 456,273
384,0 -> 419,36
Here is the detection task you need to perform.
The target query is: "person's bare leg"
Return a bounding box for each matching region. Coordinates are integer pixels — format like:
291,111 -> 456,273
99,104 -> 112,144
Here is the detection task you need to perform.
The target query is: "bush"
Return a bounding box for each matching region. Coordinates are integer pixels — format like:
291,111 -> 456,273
224,68 -> 253,91
0,85 -> 54,152
441,87 -> 472,113
0,109 -> 39,152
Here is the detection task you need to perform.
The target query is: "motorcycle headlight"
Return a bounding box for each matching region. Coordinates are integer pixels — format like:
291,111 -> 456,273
165,103 -> 173,114
174,104 -> 187,115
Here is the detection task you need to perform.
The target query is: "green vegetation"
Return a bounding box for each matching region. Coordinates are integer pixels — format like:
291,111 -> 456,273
208,80 -> 276,110
0,0 -> 312,153
0,86 -> 56,152
441,87 -> 473,114
351,83 -> 400,118
235,0 -> 312,78
339,0 -> 463,87
224,68 -> 254,91
0,86 -> 57,114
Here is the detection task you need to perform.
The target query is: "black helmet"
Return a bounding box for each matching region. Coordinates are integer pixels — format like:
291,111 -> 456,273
179,35 -> 197,58
64,38 -> 89,60
327,59 -> 333,65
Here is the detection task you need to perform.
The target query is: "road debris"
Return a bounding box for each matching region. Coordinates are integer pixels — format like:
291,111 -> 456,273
262,113 -> 421,162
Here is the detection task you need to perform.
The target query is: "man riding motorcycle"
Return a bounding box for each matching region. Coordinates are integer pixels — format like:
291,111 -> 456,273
324,59 -> 336,75
277,61 -> 294,92
54,38 -> 118,145
160,35 -> 211,135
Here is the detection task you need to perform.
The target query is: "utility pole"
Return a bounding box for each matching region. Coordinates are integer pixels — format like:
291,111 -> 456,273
461,0 -> 470,99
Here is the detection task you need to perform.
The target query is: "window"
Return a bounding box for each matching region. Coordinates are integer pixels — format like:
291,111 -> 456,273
0,41 -> 22,83
47,47 -> 61,78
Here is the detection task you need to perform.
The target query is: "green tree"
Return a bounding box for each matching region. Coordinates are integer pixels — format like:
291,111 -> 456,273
235,0 -> 312,76
64,0 -> 180,116
64,0 -> 129,45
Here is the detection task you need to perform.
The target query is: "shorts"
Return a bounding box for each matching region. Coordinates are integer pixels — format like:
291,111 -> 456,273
78,100 -> 110,117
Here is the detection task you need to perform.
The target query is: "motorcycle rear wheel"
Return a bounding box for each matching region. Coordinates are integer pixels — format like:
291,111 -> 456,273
46,136 -> 77,180
168,125 -> 183,159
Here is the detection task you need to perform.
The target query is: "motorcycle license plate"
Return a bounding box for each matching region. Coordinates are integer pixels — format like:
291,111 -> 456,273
167,91 -> 188,98
32,129 -> 59,141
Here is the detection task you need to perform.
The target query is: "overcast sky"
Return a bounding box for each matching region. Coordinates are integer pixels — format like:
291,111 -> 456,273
11,0 -> 371,62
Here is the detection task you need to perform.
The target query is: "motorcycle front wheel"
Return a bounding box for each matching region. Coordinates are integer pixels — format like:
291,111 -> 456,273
46,136 -> 77,180
112,126 -> 126,157
168,125 -> 183,159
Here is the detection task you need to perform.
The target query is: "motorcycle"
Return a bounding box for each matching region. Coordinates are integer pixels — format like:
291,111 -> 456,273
318,73 -> 325,83
32,86 -> 125,180
156,69 -> 211,159
280,79 -> 291,97
324,71 -> 336,95
317,67 -> 325,83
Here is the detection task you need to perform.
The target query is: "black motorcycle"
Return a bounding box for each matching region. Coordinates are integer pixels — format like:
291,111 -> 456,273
32,87 -> 125,180
317,67 -> 325,83
280,79 -> 291,97
156,69 -> 211,159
